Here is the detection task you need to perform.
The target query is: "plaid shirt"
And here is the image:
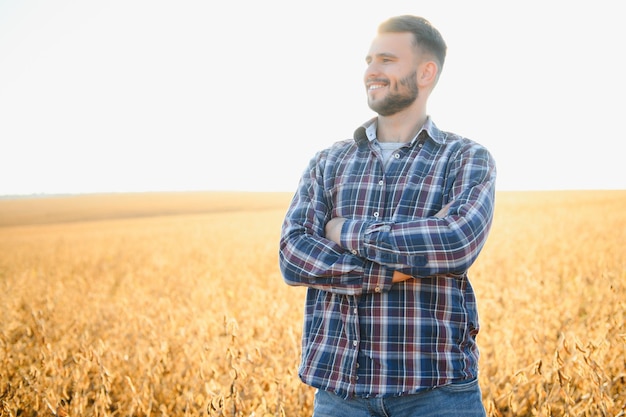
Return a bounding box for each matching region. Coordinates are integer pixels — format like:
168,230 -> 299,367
279,117 -> 496,399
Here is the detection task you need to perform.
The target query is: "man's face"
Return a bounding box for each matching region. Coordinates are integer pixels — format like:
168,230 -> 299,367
364,32 -> 420,117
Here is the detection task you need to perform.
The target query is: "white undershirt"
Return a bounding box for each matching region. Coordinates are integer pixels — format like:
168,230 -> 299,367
377,141 -> 405,168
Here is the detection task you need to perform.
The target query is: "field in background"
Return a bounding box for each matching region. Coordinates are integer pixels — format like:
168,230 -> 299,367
1,190 -> 624,416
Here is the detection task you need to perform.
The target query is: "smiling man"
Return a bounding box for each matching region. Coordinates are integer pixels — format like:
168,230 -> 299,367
279,15 -> 496,417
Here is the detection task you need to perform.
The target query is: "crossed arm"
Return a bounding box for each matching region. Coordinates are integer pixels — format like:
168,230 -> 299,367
279,143 -> 496,295
324,202 -> 453,283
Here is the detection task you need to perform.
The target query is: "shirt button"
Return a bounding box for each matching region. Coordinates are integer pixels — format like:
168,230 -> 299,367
375,287 -> 381,293
394,153 -> 400,159
353,308 -> 358,314
378,179 -> 384,186
351,249 -> 357,255
373,212 -> 379,218
418,143 -> 423,148
353,340 -> 358,347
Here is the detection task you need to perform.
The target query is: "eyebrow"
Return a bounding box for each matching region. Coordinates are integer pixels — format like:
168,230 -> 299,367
365,52 -> 398,63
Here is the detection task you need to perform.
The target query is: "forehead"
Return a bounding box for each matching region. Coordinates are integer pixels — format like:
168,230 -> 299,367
367,32 -> 417,59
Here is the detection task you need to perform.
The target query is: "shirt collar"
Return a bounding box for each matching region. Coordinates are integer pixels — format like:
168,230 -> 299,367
357,116 -> 446,146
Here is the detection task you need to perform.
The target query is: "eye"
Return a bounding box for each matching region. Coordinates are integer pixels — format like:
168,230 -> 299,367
378,54 -> 396,64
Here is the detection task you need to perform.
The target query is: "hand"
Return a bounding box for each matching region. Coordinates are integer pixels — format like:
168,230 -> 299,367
392,270 -> 413,283
325,217 -> 346,246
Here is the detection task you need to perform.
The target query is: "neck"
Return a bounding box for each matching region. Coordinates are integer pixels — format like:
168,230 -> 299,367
376,110 -> 427,143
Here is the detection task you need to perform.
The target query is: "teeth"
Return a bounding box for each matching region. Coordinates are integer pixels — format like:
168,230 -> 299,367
368,84 -> 385,90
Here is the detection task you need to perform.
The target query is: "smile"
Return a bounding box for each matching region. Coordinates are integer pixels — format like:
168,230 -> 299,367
367,83 -> 387,91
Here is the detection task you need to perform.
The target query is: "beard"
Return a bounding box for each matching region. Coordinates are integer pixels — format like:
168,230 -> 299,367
368,70 -> 419,116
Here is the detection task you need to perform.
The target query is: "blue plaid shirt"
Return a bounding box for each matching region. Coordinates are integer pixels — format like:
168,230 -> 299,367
279,117 -> 496,399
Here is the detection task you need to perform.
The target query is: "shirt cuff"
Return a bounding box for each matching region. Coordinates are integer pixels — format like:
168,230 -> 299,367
340,219 -> 370,256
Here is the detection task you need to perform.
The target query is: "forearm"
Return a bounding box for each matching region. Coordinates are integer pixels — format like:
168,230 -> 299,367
279,162 -> 393,295
326,204 -> 452,283
279,230 -> 393,295
336,182 -> 495,277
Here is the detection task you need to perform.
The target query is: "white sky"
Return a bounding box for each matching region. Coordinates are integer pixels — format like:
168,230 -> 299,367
1,0 -> 624,196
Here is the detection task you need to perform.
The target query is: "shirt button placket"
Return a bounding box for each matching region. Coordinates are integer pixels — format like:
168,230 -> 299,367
346,298 -> 360,387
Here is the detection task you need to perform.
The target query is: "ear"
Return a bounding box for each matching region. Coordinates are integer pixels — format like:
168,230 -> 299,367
417,60 -> 439,88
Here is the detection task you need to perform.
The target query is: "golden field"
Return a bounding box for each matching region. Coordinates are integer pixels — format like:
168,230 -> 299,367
0,190 -> 624,416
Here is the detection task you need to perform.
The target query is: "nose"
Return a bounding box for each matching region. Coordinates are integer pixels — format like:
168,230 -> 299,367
364,61 -> 380,82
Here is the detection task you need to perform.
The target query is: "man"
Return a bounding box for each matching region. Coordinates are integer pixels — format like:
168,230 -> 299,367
279,15 -> 495,416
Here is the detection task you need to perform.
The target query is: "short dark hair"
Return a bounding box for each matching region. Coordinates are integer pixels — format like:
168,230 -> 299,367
378,15 -> 447,72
